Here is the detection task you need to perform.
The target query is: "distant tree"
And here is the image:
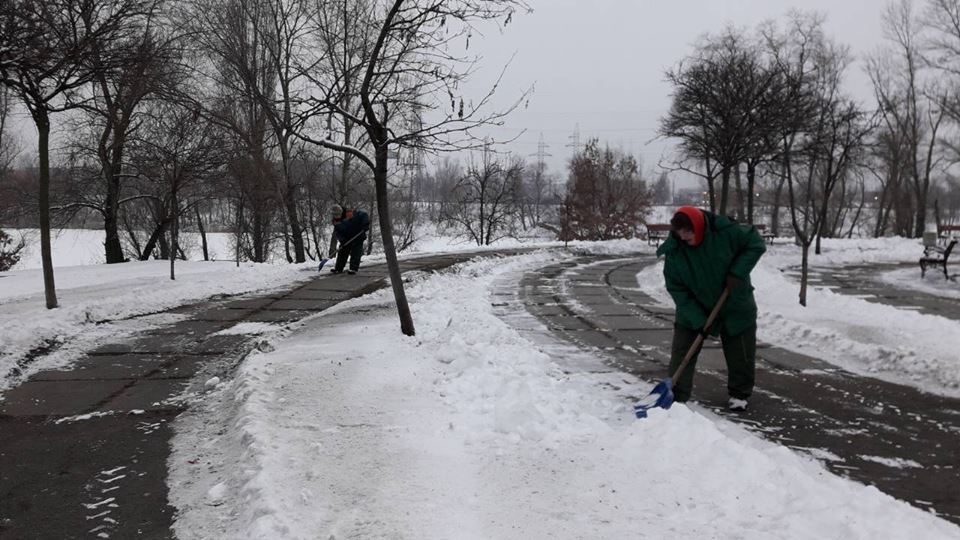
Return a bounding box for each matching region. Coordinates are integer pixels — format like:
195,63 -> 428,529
867,0 -> 944,238
0,0 -> 155,308
0,228 -> 25,271
764,12 -> 872,304
561,139 -> 651,241
440,147 -> 521,246
185,0 -> 314,263
660,27 -> 780,217
68,19 -> 177,265
129,102 -> 227,278
0,87 -> 23,224
0,87 -> 20,182
651,172 -> 672,204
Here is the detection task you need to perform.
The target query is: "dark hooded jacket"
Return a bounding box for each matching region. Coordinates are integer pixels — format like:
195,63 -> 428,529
655,209 -> 765,336
334,209 -> 370,245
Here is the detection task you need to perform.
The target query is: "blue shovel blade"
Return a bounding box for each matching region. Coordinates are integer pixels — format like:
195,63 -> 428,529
634,378 -> 675,418
318,258 -> 329,271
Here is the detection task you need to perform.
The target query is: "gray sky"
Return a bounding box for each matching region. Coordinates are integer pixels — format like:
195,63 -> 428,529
6,0 -> 889,186
461,0 -> 888,183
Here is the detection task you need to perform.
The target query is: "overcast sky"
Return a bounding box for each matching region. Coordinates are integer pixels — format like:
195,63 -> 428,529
461,0 -> 888,184
7,0 -> 891,187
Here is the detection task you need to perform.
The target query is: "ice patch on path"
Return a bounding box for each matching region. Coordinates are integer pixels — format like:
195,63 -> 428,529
793,447 -> 845,462
214,322 -> 282,336
860,455 -> 923,469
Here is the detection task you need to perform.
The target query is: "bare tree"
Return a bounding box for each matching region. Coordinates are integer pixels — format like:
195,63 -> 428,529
867,0 -> 944,238
763,12 -> 832,305
130,102 -> 227,278
922,0 -> 960,228
75,19 -> 177,264
440,146 -> 520,246
0,0 -> 155,308
0,87 -> 21,183
297,0 -> 530,336
661,27 -> 780,217
184,0 -> 314,262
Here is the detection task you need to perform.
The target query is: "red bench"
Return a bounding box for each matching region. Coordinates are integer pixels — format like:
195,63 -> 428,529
754,224 -> 775,244
938,224 -> 960,239
646,223 -> 672,246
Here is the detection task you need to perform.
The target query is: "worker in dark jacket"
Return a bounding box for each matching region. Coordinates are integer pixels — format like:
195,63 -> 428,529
655,206 -> 766,411
330,204 -> 370,274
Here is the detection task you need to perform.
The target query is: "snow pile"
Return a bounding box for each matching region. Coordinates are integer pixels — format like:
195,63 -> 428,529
169,251 -> 958,539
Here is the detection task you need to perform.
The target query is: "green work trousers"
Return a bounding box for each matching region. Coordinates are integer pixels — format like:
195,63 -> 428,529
668,323 -> 756,402
334,238 -> 364,272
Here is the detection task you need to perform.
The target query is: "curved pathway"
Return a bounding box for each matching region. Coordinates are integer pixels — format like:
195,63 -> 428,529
511,254 -> 960,525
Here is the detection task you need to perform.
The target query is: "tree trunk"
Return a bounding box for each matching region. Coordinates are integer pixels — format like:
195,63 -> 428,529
914,186 -> 927,237
196,205 -> 209,261
705,154 -> 716,213
771,174 -> 785,237
140,218 -> 171,260
719,165 -> 731,216
103,145 -> 125,263
283,166 -> 306,263
36,112 -> 58,309
733,164 -> 745,221
235,196 -> 242,267
746,162 -> 757,224
366,193 -> 375,256
799,243 -> 809,307
375,143 -> 415,336
170,190 -> 177,280
846,183 -> 866,238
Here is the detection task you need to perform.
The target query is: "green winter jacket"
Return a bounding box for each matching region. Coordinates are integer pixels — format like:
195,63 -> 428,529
655,211 -> 766,336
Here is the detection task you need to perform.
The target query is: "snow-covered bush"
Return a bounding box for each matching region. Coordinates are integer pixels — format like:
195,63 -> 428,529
0,228 -> 25,271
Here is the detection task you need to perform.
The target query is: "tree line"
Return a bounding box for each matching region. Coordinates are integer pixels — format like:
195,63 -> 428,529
0,0 -> 532,336
659,3 -> 960,304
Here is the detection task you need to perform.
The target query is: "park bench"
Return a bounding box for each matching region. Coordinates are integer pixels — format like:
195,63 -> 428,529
646,223 -> 672,246
938,224 -> 960,240
754,223 -> 775,244
920,237 -> 957,279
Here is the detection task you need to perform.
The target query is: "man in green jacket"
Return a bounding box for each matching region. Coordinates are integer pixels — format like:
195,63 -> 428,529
655,206 -> 766,411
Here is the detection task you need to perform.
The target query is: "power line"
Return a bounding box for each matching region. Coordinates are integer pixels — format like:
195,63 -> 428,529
528,132 -> 552,173
565,123 -> 581,154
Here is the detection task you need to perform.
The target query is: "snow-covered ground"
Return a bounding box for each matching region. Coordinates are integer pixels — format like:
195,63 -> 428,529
3,229 -> 959,537
0,227 -> 552,390
167,251 -> 958,539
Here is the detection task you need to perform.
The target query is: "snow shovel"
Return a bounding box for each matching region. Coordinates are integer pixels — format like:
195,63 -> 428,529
634,286 -> 731,418
318,229 -> 367,271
